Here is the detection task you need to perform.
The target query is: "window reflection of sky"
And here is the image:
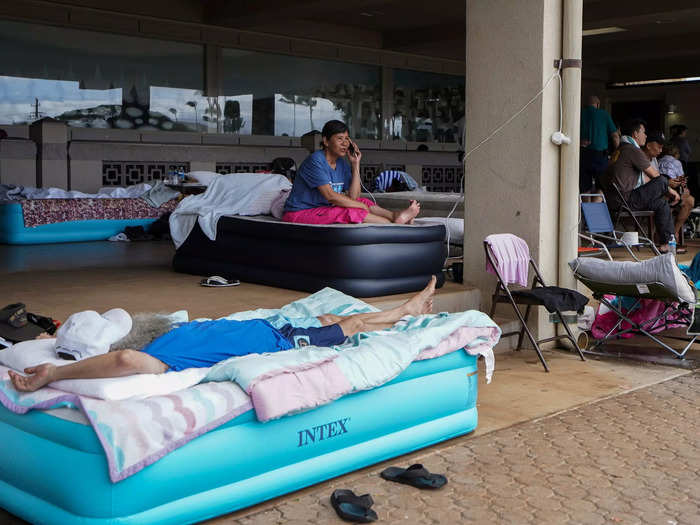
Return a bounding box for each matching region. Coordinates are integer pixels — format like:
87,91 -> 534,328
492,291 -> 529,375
0,76 -> 120,123
274,95 -> 344,136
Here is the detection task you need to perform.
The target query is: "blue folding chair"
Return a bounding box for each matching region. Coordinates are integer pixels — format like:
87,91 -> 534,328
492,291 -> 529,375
579,194 -> 660,262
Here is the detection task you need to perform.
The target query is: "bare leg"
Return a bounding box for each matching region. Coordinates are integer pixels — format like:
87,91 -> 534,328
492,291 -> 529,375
317,276 -> 436,337
8,349 -> 168,393
362,212 -> 392,224
361,201 -> 421,225
674,191 -> 695,241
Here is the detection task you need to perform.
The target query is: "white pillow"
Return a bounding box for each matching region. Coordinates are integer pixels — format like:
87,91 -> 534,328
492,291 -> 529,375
0,339 -> 208,400
569,253 -> 696,304
187,171 -> 220,186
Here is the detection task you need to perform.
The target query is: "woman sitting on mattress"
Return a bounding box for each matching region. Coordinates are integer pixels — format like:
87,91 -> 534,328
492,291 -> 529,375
282,120 -> 421,224
8,276 -> 436,392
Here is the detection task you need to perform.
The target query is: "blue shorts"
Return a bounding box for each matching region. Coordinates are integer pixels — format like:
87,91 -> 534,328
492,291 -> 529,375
277,323 -> 346,348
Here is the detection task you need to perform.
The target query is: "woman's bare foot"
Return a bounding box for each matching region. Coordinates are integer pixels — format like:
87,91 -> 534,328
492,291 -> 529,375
402,276 -> 437,316
8,364 -> 56,392
394,200 -> 421,224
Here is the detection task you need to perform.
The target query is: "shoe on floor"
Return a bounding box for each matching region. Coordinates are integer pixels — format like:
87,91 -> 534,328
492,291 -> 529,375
199,276 -> 240,287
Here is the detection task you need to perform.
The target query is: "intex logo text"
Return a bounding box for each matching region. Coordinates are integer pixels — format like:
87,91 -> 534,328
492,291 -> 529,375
297,417 -> 350,447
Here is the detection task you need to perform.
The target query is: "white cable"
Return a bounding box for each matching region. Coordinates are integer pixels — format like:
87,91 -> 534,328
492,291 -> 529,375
443,64 -> 563,263
461,68 -> 560,162
360,179 -> 377,205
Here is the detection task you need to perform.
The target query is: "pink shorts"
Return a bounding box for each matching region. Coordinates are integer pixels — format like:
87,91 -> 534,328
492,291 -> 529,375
282,198 -> 374,225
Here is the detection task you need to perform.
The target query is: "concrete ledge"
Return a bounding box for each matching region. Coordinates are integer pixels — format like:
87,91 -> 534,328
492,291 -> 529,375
354,139 -> 381,150
139,20 -> 201,42
381,52 -> 409,68
0,139 -> 36,158
239,135 -> 292,147
202,134 -> 240,145
406,56 -> 442,73
140,132 -> 203,144
70,129 -> 141,142
239,32 -> 291,53
380,140 -> 407,151
337,46 -> 381,65
0,125 -> 30,139
203,27 -> 241,46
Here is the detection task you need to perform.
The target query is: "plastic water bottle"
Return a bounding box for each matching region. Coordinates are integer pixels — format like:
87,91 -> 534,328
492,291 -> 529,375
177,167 -> 186,182
669,234 -> 677,256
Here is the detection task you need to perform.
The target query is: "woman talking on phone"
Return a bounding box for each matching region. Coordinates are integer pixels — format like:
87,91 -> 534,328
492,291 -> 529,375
282,120 -> 420,225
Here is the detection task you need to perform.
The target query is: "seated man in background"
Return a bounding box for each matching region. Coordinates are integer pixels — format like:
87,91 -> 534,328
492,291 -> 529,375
9,277 -> 437,392
643,135 -> 694,250
607,119 -> 678,253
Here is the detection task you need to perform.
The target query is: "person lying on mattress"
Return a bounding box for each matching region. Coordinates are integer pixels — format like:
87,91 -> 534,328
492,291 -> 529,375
282,119 -> 421,225
8,276 -> 437,392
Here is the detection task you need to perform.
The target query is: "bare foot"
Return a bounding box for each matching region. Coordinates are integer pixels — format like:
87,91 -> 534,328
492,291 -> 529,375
8,364 -> 56,392
402,276 -> 437,316
394,200 -> 421,225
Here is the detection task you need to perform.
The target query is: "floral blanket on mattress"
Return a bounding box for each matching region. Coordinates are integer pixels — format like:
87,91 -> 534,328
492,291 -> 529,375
21,198 -> 178,227
0,288 -> 500,483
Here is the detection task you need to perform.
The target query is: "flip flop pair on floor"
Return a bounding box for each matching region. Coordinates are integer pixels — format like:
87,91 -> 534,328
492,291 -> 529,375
331,464 -> 447,523
199,275 -> 240,287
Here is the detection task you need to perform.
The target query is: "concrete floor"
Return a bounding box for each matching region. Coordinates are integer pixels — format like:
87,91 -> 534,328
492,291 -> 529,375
0,240 -> 696,523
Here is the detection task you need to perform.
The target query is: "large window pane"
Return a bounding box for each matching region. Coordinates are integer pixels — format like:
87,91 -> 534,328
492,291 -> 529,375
221,49 -> 381,138
392,70 -> 464,143
0,20 -> 204,131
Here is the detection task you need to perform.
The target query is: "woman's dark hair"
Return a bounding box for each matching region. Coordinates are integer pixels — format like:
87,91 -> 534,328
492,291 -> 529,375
621,118 -> 647,137
321,120 -> 348,141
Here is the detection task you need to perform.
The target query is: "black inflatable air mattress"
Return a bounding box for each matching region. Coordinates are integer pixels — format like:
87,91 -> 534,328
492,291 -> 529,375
173,216 -> 446,296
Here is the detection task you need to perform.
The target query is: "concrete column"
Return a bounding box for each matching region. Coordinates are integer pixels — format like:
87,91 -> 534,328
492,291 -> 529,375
29,119 -> 68,188
558,0 -> 583,290
465,0 -> 562,337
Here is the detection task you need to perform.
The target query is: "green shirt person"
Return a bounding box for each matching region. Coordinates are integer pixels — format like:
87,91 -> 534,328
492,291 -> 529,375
581,96 -> 617,152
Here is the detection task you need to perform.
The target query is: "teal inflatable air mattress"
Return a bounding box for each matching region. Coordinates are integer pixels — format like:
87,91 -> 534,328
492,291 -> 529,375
0,351 -> 479,524
0,202 -> 159,244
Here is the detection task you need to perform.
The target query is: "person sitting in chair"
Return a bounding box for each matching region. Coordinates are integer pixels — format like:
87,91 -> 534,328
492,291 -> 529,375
606,118 -> 679,253
9,277 -> 437,392
644,136 -> 694,251
282,120 -> 421,225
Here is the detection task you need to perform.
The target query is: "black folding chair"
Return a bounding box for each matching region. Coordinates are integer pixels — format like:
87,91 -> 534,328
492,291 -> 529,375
485,236 -> 586,372
610,181 -> 656,243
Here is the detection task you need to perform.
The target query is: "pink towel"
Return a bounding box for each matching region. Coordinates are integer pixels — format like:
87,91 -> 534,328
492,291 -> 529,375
485,233 -> 530,287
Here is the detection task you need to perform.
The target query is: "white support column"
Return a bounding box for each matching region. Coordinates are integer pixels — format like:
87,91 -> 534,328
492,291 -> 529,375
465,0 -> 563,338
558,0 -> 583,290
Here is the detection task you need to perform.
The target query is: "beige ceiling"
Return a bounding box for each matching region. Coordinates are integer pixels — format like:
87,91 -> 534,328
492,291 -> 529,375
48,0 -> 700,82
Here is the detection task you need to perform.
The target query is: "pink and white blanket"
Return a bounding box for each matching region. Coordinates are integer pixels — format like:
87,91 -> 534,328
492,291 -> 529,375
0,288 -> 500,482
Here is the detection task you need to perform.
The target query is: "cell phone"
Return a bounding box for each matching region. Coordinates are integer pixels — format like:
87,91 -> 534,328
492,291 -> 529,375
348,143 -> 356,154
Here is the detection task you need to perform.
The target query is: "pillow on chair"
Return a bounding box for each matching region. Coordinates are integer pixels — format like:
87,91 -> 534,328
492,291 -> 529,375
569,253 -> 695,304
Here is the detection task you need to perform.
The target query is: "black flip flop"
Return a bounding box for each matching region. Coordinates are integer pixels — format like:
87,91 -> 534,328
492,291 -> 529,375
330,489 -> 378,523
380,463 -> 447,489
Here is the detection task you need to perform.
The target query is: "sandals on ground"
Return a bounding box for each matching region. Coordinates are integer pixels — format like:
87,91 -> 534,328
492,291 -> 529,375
199,275 -> 240,287
330,489 -> 378,523
380,463 -> 447,489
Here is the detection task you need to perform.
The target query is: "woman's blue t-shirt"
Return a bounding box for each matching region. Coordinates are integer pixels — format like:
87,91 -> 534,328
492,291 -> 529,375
284,150 -> 352,212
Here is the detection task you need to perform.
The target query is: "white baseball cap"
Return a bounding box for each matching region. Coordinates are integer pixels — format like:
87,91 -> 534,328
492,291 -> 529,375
55,309 -> 132,361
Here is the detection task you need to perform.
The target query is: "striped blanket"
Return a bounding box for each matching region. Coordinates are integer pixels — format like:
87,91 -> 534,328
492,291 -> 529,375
0,288 -> 499,482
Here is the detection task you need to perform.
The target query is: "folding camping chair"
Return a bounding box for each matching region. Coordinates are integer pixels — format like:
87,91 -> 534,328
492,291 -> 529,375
609,181 -> 656,242
571,258 -> 698,359
579,193 -> 660,261
485,235 -> 586,372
